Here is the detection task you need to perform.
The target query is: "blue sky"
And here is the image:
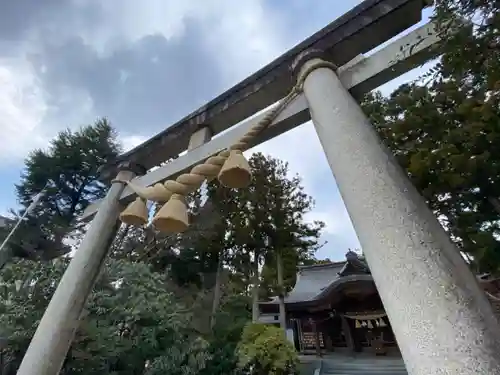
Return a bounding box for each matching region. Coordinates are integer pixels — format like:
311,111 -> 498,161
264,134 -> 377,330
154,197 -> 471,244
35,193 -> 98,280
0,1 -> 433,260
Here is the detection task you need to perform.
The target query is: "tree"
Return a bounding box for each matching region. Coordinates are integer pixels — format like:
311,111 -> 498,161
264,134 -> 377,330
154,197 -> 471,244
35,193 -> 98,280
0,258 -> 70,374
108,192 -> 253,375
0,259 -> 211,375
236,323 -> 298,375
254,153 -> 323,329
130,153 -> 323,330
132,153 -> 323,328
201,290 -> 252,375
361,0 -> 500,273
0,119 -> 121,269
114,190 -> 233,334
217,153 -> 324,322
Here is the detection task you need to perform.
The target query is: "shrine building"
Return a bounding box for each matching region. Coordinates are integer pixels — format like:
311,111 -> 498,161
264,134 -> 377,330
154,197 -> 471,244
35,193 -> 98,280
258,251 -> 500,357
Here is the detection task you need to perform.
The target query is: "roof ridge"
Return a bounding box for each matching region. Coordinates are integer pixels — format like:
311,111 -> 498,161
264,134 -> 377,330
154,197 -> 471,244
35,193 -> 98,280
298,261 -> 346,270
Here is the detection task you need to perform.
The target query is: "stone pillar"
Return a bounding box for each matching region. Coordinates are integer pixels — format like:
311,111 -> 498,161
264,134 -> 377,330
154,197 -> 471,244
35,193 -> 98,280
292,50 -> 500,375
17,161 -> 146,375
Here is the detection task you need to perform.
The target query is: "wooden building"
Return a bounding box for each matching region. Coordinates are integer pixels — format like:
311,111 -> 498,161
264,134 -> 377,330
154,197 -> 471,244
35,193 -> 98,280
258,251 -> 500,357
258,251 -> 396,356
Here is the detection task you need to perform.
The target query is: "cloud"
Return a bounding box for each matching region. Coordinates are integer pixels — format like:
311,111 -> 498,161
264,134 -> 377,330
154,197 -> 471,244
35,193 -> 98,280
121,135 -> 149,153
0,0 -> 286,163
245,4 -> 436,259
0,60 -> 48,163
252,123 -> 361,259
0,0 -> 371,260
0,0 -> 433,260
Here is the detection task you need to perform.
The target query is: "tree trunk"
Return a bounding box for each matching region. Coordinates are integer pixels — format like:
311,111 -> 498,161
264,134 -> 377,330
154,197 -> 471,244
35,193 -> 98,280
488,197 -> 500,215
252,250 -> 261,322
277,249 -> 287,331
210,252 -> 224,330
112,224 -> 130,252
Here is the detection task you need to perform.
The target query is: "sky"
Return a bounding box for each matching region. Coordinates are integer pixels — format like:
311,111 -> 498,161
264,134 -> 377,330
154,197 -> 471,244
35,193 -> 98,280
0,0 -> 434,260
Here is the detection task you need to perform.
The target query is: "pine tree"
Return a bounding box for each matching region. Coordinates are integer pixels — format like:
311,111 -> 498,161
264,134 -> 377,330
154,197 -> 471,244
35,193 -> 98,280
361,0 -> 500,273
0,119 -> 121,269
217,153 -> 324,322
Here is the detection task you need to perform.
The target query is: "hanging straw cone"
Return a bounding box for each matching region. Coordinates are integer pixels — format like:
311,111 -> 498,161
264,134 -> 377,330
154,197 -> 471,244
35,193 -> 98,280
119,197 -> 149,227
218,150 -> 252,189
378,318 -> 387,327
367,320 -> 373,329
152,194 -> 189,233
355,320 -> 361,329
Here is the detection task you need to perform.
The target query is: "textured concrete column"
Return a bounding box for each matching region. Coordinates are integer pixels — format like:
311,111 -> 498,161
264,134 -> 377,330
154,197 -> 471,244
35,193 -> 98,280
293,51 -> 500,375
17,161 -> 146,375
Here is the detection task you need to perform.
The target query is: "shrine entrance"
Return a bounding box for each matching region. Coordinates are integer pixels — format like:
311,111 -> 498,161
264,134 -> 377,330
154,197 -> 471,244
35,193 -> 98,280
259,252 -> 401,357
293,311 -> 399,356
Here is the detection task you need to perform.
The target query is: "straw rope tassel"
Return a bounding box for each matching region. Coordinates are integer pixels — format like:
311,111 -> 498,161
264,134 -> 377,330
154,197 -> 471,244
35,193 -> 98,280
121,60 -> 338,233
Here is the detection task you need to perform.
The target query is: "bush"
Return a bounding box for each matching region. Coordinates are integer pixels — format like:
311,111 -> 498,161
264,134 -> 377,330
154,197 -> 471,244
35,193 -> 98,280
199,294 -> 251,375
236,324 -> 298,375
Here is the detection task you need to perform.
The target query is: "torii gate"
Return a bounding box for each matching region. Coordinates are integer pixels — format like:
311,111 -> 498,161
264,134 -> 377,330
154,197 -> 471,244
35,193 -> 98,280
17,1 -> 500,374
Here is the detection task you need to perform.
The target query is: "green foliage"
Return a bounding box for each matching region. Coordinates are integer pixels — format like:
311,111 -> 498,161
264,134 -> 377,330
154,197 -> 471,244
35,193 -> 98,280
0,259 -> 211,375
16,118 -> 121,231
236,324 -> 299,375
0,258 -> 70,372
200,295 -> 251,375
212,293 -> 252,342
1,119 -> 121,269
110,151 -> 323,372
361,0 -> 500,273
131,152 -> 324,327
206,153 -> 324,303
72,260 -> 210,375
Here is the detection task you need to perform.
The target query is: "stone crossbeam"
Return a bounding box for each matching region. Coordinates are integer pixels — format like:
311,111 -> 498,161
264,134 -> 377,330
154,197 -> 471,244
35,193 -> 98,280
82,20 -> 444,221
98,0 -> 428,179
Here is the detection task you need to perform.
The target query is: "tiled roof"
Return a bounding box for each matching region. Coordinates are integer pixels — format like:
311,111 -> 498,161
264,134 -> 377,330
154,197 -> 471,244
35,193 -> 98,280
261,254 -> 500,315
261,259 -> 373,305
285,262 -> 347,303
